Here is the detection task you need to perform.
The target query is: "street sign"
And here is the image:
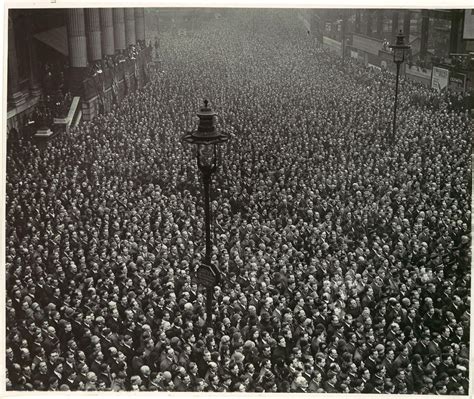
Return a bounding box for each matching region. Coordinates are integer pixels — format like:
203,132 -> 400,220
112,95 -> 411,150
448,71 -> 467,94
197,264 -> 216,288
431,66 -> 449,91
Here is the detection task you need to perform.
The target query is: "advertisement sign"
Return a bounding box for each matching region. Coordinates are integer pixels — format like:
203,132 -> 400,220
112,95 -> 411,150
448,72 -> 467,93
431,67 -> 449,91
368,63 -> 381,71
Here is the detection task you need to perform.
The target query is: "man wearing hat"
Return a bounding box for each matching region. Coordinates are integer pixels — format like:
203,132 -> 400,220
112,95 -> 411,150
148,372 -> 165,391
434,381 -> 448,395
271,336 -> 287,365
32,361 -> 51,389
413,334 -> 430,357
364,348 -> 380,374
204,361 -> 219,384
323,371 -> 338,393
360,368 -> 373,392
97,363 -> 112,389
99,328 -> 115,356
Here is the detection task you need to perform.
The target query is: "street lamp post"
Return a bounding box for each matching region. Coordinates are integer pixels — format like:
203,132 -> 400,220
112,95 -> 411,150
389,30 -> 410,142
182,100 -> 228,326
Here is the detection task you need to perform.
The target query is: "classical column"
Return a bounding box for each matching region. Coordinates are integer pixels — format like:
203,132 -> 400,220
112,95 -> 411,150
100,9 -> 115,56
26,11 -> 41,97
390,11 -> 399,42
403,10 -> 411,40
420,14 -> 430,60
67,9 -> 87,67
124,8 -> 136,47
135,8 -> 145,45
85,8 -> 102,62
67,9 -> 88,95
113,8 -> 126,52
8,17 -> 25,107
376,10 -> 384,39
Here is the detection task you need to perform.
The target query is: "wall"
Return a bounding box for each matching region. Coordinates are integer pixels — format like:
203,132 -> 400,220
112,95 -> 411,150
352,33 -> 383,56
323,36 -> 342,56
405,65 -> 432,86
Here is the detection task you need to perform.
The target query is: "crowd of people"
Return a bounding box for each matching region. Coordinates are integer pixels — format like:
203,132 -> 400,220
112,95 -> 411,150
5,10 -> 472,393
25,92 -> 73,132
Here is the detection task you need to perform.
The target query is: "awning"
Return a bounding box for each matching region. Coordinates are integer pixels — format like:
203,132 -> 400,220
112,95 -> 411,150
34,26 -> 68,56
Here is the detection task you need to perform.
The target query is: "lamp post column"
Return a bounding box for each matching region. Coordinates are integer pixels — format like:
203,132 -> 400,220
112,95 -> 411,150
203,170 -> 212,264
389,32 -> 409,144
392,62 -> 400,142
182,100 -> 228,330
202,169 -> 213,324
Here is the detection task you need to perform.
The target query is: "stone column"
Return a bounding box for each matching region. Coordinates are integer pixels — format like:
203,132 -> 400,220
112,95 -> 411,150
113,8 -> 126,52
67,9 -> 88,67
85,8 -> 102,62
26,11 -> 41,97
8,16 -> 25,107
403,10 -> 411,40
375,10 -> 384,39
391,11 -> 399,42
100,9 -> 115,56
420,14 -> 430,60
135,8 -> 145,44
66,9 -> 88,96
124,8 -> 136,47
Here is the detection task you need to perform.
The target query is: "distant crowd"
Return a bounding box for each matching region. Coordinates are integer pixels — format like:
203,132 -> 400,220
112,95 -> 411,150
6,10 -> 471,393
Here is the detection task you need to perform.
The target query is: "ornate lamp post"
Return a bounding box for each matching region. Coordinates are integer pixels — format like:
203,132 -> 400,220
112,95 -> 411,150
389,30 -> 410,142
182,100 -> 228,326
